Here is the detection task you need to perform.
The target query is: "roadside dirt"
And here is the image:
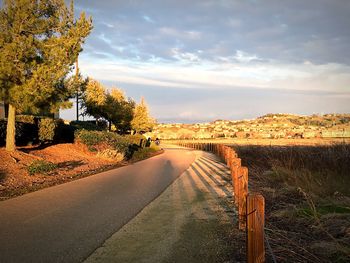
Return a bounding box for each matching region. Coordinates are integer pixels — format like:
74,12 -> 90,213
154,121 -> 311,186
0,143 -> 124,200
85,150 -> 245,263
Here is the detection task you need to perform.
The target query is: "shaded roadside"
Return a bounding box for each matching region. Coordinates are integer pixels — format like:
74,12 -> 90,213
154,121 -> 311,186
85,150 -> 245,263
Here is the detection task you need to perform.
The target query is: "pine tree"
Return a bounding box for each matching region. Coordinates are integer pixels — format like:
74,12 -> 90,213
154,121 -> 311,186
82,78 -> 106,121
0,0 -> 92,151
104,88 -> 135,133
131,97 -> 156,134
82,80 -> 135,133
104,88 -> 127,131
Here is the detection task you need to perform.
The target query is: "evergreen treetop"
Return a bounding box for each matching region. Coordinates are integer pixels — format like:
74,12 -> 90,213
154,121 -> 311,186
0,0 -> 92,114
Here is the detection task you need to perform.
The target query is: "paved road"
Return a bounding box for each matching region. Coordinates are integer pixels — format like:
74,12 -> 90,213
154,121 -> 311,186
0,148 -> 195,263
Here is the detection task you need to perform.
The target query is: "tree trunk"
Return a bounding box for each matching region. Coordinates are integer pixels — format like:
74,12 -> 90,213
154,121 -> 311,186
76,92 -> 79,121
6,104 -> 16,151
76,59 -> 79,121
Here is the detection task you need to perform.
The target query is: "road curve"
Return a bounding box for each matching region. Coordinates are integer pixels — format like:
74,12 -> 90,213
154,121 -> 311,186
0,148 -> 195,263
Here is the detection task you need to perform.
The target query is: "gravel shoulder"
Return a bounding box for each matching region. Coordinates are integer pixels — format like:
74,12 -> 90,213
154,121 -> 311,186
85,150 -> 245,263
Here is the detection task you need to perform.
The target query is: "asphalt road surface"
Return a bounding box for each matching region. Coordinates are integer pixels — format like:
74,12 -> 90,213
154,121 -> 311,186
0,148 -> 195,263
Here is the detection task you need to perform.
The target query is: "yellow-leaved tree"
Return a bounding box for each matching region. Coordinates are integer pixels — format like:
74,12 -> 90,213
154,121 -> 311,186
131,97 -> 156,134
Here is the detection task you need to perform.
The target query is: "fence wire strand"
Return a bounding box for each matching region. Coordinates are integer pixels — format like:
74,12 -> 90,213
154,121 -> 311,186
255,206 -> 278,263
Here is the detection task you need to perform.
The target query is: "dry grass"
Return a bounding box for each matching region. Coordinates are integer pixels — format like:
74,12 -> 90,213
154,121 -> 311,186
232,143 -> 350,262
166,138 -> 350,147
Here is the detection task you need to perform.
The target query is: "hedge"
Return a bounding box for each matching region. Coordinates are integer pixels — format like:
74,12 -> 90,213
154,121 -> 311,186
0,118 -> 132,148
124,134 -> 147,146
16,115 -> 37,124
0,120 -> 38,146
39,118 -> 56,142
70,121 -> 103,131
0,117 -> 76,146
75,130 -> 130,154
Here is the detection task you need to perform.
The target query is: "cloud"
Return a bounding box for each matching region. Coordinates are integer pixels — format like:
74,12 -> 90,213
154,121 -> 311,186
65,0 -> 350,122
143,15 -> 155,23
76,0 -> 350,65
170,48 -> 201,62
233,50 -> 259,63
79,54 -> 350,94
159,27 -> 202,40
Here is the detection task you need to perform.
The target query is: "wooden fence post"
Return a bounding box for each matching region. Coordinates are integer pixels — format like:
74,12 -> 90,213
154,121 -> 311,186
247,193 -> 265,263
238,166 -> 248,230
231,158 -> 241,206
227,148 -> 231,168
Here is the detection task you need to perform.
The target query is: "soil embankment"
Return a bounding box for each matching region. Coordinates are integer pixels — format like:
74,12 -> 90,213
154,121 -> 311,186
0,143 -> 162,200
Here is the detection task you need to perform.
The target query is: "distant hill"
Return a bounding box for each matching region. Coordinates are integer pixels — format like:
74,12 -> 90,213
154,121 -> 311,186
148,113 -> 350,139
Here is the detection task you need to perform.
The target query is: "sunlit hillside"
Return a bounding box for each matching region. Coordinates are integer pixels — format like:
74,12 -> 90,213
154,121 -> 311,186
149,113 -> 350,140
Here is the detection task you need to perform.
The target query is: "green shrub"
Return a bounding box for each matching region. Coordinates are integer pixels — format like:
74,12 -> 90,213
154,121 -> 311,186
0,120 -> 38,146
75,130 -> 107,146
0,117 -> 77,146
131,147 -> 158,162
75,130 -> 129,154
0,120 -> 5,145
124,134 -> 146,146
70,121 -> 103,131
54,119 -> 75,143
39,118 -> 56,143
16,115 -> 36,124
27,160 -> 58,175
150,142 -> 161,151
107,135 -> 130,154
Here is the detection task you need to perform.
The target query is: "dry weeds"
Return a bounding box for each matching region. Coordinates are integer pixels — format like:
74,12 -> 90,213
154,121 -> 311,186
233,143 -> 350,262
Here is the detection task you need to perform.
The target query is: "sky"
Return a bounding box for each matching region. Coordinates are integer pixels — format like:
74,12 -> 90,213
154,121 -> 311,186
61,0 -> 350,123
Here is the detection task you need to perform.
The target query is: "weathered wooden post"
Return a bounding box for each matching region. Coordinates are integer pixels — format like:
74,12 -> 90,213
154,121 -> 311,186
238,166 -> 248,230
227,148 -> 234,168
231,158 -> 241,206
226,148 -> 230,167
247,193 -> 265,263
